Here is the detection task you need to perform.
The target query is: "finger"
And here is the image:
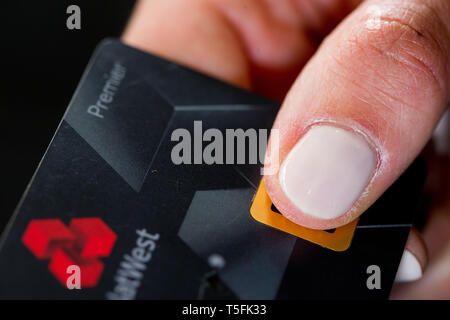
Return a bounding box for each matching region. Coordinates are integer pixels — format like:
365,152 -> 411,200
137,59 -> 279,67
122,0 -> 252,89
404,204 -> 450,299
394,227 -> 428,283
122,0 -> 361,100
390,239 -> 450,299
391,115 -> 450,298
394,212 -> 450,299
265,0 -> 450,229
219,0 -> 362,98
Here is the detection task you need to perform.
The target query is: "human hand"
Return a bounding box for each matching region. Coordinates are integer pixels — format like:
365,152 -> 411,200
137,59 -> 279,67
122,0 -> 450,299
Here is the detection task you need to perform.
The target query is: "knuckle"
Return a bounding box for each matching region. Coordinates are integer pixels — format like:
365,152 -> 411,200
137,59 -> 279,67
352,1 -> 449,96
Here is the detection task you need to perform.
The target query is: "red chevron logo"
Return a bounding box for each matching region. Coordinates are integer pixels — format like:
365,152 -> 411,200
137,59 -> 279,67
22,217 -> 117,288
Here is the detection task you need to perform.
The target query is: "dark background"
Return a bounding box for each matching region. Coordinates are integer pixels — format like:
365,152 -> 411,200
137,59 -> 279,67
1,1 -> 137,234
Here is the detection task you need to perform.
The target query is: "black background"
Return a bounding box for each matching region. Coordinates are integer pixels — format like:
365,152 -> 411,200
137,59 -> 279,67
1,1 -> 136,234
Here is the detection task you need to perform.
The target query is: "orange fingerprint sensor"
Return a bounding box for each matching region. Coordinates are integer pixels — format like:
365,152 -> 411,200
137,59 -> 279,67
250,179 -> 358,251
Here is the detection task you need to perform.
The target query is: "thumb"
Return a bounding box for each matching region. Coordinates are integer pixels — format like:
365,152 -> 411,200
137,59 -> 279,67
265,0 -> 450,230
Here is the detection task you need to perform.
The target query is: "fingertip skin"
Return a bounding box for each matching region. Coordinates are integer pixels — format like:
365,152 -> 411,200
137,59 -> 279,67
264,0 -> 450,230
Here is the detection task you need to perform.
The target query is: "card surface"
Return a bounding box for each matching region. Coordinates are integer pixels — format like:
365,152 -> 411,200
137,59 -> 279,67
0,39 -> 426,299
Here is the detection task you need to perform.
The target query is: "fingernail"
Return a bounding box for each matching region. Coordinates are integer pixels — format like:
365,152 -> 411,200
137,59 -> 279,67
395,250 -> 423,282
279,125 -> 377,220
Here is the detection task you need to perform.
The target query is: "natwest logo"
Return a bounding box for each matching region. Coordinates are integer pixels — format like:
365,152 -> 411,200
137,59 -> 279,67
22,217 -> 117,288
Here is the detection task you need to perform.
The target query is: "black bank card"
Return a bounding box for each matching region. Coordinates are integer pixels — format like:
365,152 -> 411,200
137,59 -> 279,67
0,39 -> 425,299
